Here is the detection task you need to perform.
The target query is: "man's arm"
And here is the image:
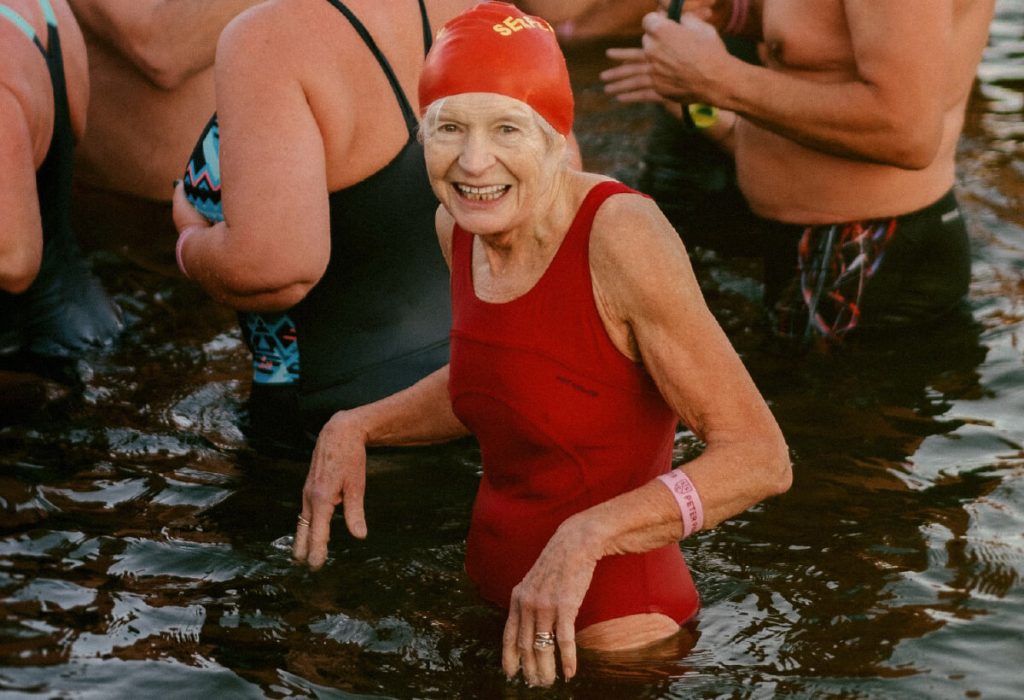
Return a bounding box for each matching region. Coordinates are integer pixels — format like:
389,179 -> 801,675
67,0 -> 264,89
641,1 -> 951,168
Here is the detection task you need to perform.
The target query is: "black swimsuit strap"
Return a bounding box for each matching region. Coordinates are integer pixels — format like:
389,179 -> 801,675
323,0 -> 428,134
419,0 -> 432,53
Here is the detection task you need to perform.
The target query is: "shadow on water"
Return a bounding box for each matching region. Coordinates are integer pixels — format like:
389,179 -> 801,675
2,3 -> 1023,698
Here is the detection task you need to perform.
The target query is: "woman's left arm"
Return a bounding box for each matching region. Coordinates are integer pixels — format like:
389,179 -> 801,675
503,190 -> 791,682
590,193 -> 792,536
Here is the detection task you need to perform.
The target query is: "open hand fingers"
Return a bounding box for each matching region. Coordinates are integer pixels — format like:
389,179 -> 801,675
604,46 -> 646,64
292,420 -> 368,570
600,50 -> 649,83
501,601 -> 521,679
292,463 -> 338,570
600,54 -> 659,102
503,591 -> 562,687
305,518 -> 331,570
532,625 -> 557,688
292,511 -> 312,562
556,617 -> 578,680
341,477 -> 367,540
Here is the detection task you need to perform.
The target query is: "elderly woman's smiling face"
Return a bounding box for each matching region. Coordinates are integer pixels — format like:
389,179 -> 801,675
423,92 -> 566,237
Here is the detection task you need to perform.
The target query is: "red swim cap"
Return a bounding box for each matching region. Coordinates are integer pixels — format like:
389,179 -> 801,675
418,1 -> 574,135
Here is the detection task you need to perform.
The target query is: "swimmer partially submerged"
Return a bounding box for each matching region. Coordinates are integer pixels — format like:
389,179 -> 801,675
294,1 -> 791,687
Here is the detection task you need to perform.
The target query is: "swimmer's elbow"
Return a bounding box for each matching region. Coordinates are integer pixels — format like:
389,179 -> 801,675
749,421 -> 792,499
884,127 -> 943,170
226,281 -> 315,314
262,282 -> 314,311
872,98 -> 944,170
0,248 -> 41,294
766,437 -> 793,498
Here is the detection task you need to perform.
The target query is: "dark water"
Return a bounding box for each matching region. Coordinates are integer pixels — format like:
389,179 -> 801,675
2,4 -> 1022,698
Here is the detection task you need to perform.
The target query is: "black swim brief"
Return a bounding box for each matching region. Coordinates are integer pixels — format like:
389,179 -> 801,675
764,190 -> 971,343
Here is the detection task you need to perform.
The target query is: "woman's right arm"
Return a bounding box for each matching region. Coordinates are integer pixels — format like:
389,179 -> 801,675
171,4 -> 332,312
292,366 -> 470,570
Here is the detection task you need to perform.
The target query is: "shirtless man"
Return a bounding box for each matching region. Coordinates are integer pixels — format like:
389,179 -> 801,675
603,0 -> 996,344
67,1 -> 263,253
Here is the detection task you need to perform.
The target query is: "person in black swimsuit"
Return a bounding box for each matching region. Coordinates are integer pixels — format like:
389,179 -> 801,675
0,0 -> 122,366
172,0 -> 474,448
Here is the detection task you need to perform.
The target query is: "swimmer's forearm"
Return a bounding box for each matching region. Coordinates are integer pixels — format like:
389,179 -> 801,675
716,57 -> 944,169
563,480 -> 685,562
570,430 -> 791,558
329,367 -> 470,449
703,2 -> 949,169
175,217 -> 323,313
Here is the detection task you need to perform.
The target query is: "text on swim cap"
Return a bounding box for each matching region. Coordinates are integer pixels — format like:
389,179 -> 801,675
492,15 -> 554,37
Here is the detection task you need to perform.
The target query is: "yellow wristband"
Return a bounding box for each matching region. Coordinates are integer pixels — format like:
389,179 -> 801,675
685,103 -> 719,130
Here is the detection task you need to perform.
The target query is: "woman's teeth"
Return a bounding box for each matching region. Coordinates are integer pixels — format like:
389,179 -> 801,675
456,184 -> 509,201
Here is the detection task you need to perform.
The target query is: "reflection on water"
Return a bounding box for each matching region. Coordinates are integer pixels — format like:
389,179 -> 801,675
2,2 -> 1023,698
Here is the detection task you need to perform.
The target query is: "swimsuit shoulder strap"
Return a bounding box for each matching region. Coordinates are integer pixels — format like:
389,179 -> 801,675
37,0 -> 56,25
0,0 -> 54,56
323,0 -> 420,134
418,0 -> 432,54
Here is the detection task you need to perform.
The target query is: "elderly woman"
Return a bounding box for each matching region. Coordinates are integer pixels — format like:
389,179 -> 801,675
293,1 -> 791,686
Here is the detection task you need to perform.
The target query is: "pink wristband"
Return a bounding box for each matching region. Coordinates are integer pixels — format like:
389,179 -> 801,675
175,225 -> 200,279
657,470 -> 704,538
724,0 -> 750,35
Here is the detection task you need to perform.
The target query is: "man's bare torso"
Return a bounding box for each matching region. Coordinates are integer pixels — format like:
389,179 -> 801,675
737,0 -> 994,224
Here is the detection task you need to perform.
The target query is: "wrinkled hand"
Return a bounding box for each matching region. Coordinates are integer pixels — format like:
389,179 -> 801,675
292,412 -> 370,570
601,45 -> 664,105
502,519 -> 600,687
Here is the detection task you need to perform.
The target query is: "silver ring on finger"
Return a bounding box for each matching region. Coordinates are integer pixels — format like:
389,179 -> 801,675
533,631 -> 556,650
297,515 -> 311,528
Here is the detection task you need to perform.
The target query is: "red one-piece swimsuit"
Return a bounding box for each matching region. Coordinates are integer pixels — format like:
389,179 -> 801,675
448,180 -> 700,631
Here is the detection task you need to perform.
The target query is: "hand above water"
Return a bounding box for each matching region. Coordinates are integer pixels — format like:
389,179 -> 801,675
602,9 -> 730,109
291,368 -> 466,571
292,412 -> 370,570
501,515 -> 600,687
